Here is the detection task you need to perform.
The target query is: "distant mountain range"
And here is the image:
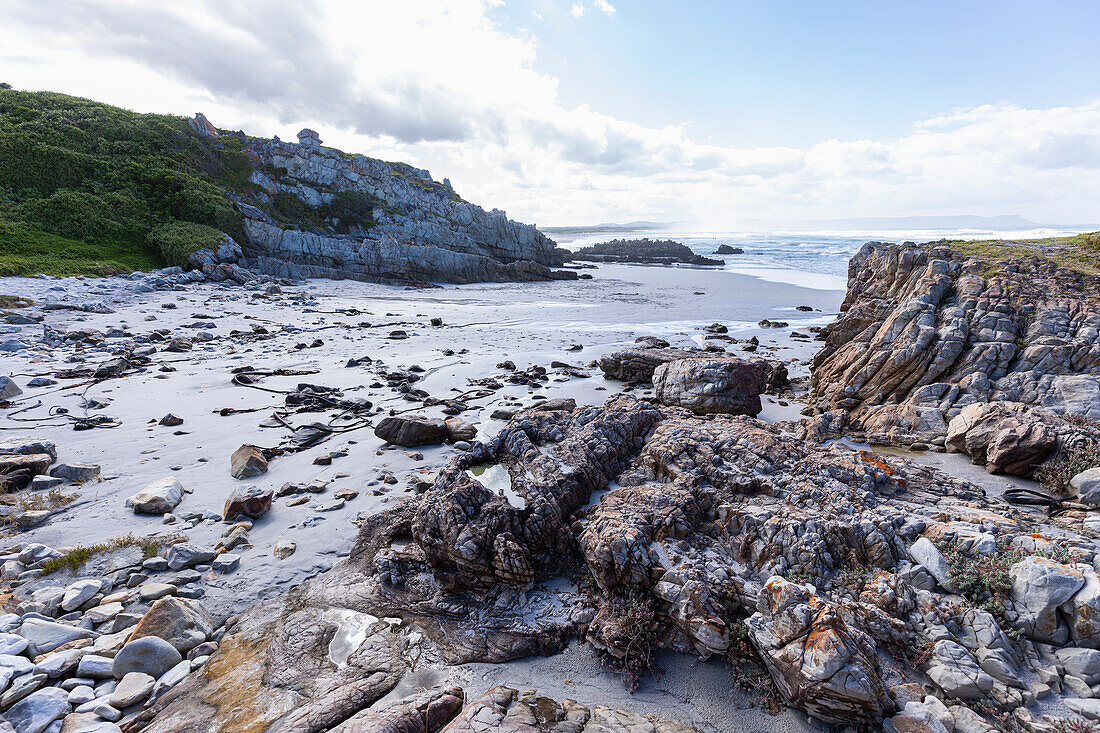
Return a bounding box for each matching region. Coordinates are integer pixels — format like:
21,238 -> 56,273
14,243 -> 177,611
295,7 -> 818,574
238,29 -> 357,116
543,214 -> 1071,234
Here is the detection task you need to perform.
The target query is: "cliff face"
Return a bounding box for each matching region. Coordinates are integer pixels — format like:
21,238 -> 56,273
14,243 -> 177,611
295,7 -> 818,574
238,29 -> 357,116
194,119 -> 570,284
810,240 -> 1100,446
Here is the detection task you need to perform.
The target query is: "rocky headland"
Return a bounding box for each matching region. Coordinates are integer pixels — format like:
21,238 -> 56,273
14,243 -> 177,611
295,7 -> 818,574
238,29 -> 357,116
569,239 -> 723,267
1,234 -> 1100,733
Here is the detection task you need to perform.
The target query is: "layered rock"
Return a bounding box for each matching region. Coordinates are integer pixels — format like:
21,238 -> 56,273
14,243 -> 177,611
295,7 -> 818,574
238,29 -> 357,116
569,238 -> 722,266
141,394 -> 1077,731
810,240 -> 1100,471
191,123 -> 573,285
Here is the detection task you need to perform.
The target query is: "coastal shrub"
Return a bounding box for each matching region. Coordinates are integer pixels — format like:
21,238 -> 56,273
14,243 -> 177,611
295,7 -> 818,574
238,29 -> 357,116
1034,429 -> 1100,497
0,89 -> 250,274
597,589 -> 660,693
726,619 -> 782,712
147,221 -> 226,267
937,538 -> 1024,634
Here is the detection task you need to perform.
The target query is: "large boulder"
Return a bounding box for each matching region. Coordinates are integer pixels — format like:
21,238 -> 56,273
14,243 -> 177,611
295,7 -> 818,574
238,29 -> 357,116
652,358 -> 767,416
925,640 -> 995,700
129,597 -> 213,653
126,478 -> 187,515
945,403 -> 1058,475
374,415 -> 449,447
1010,556 -> 1085,644
745,577 -> 892,726
1071,468 -> 1100,506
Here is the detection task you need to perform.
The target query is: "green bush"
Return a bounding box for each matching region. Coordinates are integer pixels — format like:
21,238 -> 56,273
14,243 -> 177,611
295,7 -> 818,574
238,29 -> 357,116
0,89 -> 250,274
146,221 -> 226,267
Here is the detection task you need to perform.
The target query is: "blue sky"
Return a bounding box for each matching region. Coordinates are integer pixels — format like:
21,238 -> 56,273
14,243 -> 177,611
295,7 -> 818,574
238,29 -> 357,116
3,1 -> 1100,226
490,1 -> 1100,148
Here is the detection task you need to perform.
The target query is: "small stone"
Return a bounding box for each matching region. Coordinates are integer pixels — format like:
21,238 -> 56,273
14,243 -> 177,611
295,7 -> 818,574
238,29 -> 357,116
76,654 -> 114,679
273,541 -> 296,559
230,444 -> 267,479
158,413 -> 184,426
223,485 -> 272,521
211,554 -> 239,573
108,671 -> 154,708
126,477 -> 186,515
139,583 -> 177,602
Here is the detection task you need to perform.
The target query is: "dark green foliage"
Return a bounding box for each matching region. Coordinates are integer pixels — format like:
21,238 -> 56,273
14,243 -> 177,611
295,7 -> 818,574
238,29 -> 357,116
0,89 -> 250,274
1034,415 -> 1100,497
146,221 -> 226,267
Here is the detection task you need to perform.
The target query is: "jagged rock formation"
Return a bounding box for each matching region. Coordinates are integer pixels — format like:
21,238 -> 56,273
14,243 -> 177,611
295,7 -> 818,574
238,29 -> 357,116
809,240 -> 1100,471
190,115 -> 571,285
139,394 -> 1100,732
569,239 -> 723,266
598,346 -> 788,391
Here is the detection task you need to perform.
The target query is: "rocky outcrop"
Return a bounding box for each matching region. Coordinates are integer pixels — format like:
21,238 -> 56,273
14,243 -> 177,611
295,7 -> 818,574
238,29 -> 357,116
809,240 -> 1100,471
652,358 -> 768,416
569,238 -> 722,266
599,346 -> 787,390
142,394 -> 1080,731
191,122 -> 572,285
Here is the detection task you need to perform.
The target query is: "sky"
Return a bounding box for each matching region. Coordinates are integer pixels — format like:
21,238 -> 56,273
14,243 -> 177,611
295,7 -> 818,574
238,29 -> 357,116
2,0 -> 1100,228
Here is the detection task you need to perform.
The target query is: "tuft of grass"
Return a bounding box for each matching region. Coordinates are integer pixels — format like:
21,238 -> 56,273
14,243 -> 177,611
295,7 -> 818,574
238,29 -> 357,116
38,532 -> 185,576
0,294 -> 34,308
937,538 -> 1023,635
1034,417 -> 1100,497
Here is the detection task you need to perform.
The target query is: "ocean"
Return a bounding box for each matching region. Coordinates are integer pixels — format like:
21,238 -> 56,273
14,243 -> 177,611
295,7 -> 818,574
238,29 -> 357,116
550,227 -> 1092,291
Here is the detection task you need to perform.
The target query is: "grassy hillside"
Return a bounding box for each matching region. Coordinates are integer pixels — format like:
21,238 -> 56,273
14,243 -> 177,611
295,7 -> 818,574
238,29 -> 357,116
0,90 -> 252,276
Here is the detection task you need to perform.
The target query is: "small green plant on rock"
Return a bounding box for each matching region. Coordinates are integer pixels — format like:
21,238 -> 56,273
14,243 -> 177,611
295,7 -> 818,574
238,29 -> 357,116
936,538 -> 1023,635
725,619 -> 783,713
595,588 -> 661,693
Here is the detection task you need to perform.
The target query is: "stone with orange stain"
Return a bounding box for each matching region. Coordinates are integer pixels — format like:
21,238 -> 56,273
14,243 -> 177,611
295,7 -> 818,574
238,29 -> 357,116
1010,556 -> 1085,645
746,577 -> 893,726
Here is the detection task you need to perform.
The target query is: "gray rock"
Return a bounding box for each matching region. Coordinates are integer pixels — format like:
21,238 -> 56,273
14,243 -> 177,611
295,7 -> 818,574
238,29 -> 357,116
229,445 -> 267,480
1056,647 -> 1100,683
47,463 -> 100,483
60,580 -> 103,612
138,583 -> 177,602
15,619 -> 96,657
1010,556 -> 1085,644
108,672 -> 153,708
1,687 -> 69,733
652,358 -> 768,416
66,685 -> 95,706
0,673 -> 47,710
165,544 -> 216,571
0,635 -> 27,657
112,637 -> 182,680
0,377 -> 21,401
374,415 -> 448,447
211,554 -> 239,573
75,655 -> 114,680
1073,468 -> 1100,506
1066,697 -> 1100,720
125,478 -> 186,515
909,537 -> 956,592
926,640 -> 995,699
33,649 -> 82,679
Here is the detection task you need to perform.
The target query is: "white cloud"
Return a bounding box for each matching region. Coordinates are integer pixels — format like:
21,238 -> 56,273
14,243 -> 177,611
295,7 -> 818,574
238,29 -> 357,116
571,3 -> 585,18
594,0 -> 616,16
1,0 -> 1098,226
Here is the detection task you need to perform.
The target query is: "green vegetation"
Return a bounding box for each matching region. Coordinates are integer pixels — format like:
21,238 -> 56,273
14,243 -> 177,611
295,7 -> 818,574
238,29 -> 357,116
38,532 -> 186,576
1034,415 -> 1100,496
146,221 -> 226,267
0,294 -> 34,308
0,89 -> 252,275
943,232 -> 1100,276
936,538 -> 1024,634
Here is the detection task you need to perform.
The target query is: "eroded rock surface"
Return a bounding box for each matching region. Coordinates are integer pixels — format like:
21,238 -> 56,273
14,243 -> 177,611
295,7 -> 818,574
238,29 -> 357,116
809,241 -> 1100,473
135,393 -> 1100,731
